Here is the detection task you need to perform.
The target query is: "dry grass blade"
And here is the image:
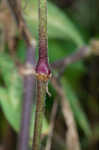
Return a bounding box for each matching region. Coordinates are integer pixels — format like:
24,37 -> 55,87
51,77 -> 81,150
45,99 -> 58,150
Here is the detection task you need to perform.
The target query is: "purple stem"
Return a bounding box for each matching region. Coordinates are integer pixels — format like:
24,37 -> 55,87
32,0 -> 51,150
51,46 -> 90,69
17,45 -> 36,150
36,0 -> 51,76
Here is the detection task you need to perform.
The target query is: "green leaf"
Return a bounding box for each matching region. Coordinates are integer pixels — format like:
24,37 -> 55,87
61,78 -> 91,137
0,52 -> 23,131
23,0 -> 85,46
48,39 -> 77,62
0,87 -> 21,131
64,61 -> 85,89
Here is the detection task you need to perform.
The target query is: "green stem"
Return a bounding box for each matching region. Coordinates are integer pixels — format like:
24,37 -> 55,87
32,0 -> 50,149
32,80 -> 46,150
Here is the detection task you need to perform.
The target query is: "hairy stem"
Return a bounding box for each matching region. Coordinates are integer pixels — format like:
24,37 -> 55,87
33,0 -> 51,149
32,80 -> 46,150
36,0 -> 50,75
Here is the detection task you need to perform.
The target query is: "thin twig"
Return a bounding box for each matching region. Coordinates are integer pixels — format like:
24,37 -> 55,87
61,91 -> 81,150
5,0 -> 35,45
52,46 -> 90,70
45,99 -> 58,150
51,40 -> 99,76
51,77 -> 81,150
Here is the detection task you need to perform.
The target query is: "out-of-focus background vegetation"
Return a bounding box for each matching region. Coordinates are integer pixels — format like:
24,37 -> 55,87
0,0 -> 99,150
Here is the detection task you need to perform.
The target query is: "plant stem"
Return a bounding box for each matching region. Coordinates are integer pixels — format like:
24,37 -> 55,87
52,46 -> 90,69
51,77 -> 81,150
36,0 -> 50,76
39,0 -> 47,60
17,44 -> 36,150
51,46 -> 91,76
33,80 -> 46,150
45,99 -> 58,150
32,0 -> 51,150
